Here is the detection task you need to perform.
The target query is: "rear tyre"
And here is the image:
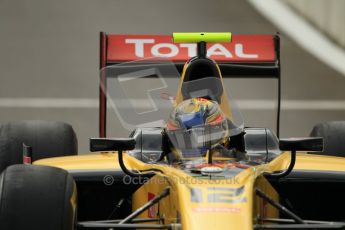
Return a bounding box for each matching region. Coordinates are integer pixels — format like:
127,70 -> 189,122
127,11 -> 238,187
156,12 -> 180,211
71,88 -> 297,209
310,121 -> 345,157
0,164 -> 77,230
0,120 -> 78,172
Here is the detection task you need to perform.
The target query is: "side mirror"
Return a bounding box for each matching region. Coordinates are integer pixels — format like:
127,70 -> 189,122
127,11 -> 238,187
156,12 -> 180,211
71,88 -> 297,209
90,138 -> 136,152
279,137 -> 323,152
267,137 -> 323,179
90,138 -> 156,178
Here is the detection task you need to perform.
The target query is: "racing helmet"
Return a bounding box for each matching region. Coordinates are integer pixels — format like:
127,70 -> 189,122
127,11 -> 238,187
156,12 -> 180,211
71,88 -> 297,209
166,98 -> 229,160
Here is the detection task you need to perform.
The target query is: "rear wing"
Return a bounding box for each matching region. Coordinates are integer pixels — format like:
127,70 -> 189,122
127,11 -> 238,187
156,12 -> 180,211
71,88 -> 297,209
99,33 -> 281,137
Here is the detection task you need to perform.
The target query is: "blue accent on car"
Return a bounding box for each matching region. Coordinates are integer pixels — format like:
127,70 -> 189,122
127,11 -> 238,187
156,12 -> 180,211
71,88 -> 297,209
179,110 -> 205,129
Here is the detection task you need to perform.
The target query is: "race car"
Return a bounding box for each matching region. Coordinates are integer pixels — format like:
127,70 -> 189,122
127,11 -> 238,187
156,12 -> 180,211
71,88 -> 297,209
0,32 -> 345,230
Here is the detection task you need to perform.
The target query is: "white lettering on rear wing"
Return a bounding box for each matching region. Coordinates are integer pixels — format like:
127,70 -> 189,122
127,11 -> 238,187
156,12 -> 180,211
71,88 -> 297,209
106,34 -> 275,63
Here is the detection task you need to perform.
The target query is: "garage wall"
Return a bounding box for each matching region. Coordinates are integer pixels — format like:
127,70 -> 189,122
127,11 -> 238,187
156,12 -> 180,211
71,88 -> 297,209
283,0 -> 345,49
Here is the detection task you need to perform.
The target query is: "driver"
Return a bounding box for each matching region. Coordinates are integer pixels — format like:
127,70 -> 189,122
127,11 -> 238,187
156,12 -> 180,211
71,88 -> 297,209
165,97 -> 241,163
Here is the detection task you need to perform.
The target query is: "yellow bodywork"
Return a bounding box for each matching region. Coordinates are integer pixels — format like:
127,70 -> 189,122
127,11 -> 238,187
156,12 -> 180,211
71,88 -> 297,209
33,58 -> 345,229
175,61 -> 234,120
35,151 -> 345,230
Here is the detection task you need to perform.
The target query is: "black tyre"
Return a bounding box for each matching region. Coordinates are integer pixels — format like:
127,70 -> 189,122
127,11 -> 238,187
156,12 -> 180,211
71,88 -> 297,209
0,120 -> 77,172
0,164 -> 77,230
310,121 -> 345,157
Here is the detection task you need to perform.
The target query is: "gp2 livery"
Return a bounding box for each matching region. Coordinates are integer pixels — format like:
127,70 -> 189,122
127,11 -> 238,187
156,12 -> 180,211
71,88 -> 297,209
0,32 -> 345,230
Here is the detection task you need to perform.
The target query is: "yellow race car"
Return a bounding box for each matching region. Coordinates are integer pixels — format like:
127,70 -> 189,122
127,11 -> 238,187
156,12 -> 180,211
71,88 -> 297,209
0,32 -> 345,230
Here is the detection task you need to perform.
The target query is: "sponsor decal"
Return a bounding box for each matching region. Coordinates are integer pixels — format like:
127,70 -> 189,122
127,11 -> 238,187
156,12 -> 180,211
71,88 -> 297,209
23,156 -> 31,164
190,186 -> 247,203
261,197 -> 268,218
107,35 -> 275,62
193,207 -> 241,213
148,193 -> 156,218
